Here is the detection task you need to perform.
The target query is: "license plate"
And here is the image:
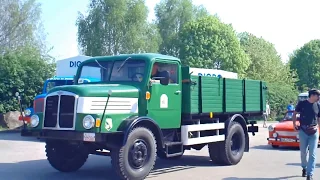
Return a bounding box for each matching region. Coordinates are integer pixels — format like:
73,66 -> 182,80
281,138 -> 295,142
83,133 -> 95,142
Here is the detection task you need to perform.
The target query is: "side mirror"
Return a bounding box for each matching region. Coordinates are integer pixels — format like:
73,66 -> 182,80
159,71 -> 170,86
15,92 -> 19,97
160,77 -> 169,86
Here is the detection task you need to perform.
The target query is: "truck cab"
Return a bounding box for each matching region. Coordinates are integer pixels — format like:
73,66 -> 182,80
21,53 -> 264,180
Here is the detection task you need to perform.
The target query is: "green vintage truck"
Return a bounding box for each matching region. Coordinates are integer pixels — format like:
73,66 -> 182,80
21,53 -> 266,180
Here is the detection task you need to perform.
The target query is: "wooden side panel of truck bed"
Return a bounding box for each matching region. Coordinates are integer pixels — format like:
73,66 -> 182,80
181,66 -> 267,117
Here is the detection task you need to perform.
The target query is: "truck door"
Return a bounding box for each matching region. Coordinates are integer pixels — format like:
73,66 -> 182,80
147,61 -> 181,128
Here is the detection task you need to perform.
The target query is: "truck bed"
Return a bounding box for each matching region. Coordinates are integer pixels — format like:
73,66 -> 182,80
181,67 -> 267,118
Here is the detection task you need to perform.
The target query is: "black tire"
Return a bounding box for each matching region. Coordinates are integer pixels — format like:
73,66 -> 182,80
45,140 -> 88,172
208,121 -> 246,165
111,127 -> 157,180
272,145 -> 279,148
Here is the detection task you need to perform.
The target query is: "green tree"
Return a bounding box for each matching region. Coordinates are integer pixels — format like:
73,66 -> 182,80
239,32 -> 297,84
289,39 -> 320,90
0,46 -> 55,113
0,0 -> 54,113
267,83 -> 298,118
0,0 -> 47,54
154,0 -> 209,57
239,32 -> 298,117
179,16 -> 250,77
76,0 -> 160,56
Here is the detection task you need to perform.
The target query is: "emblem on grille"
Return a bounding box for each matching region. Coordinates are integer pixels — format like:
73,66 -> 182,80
57,91 -> 63,95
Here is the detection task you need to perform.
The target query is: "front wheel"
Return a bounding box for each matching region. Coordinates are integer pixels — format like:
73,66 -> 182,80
111,127 -> 157,180
45,140 -> 89,172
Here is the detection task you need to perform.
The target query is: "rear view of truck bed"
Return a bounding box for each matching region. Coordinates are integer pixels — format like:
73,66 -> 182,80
182,67 -> 267,118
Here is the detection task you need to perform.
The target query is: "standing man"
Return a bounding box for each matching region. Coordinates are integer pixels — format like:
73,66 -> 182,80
293,89 -> 320,180
263,101 -> 270,128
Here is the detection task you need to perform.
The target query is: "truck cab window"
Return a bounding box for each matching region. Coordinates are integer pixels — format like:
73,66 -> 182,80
79,61 -> 112,82
78,59 -> 146,83
151,62 -> 178,84
110,59 -> 145,82
45,80 -> 74,93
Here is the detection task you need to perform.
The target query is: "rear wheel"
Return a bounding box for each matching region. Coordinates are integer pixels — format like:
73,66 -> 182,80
45,140 -> 88,172
208,121 -> 246,165
111,127 -> 157,180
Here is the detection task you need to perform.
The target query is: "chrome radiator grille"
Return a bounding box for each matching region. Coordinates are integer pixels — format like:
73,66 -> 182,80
43,92 -> 76,129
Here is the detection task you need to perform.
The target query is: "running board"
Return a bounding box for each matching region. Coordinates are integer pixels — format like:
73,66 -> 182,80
164,142 -> 183,158
181,119 -> 225,146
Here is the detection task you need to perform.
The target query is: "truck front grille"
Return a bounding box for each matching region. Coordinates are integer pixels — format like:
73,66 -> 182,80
44,96 -> 59,127
43,93 -> 76,129
59,95 -> 75,128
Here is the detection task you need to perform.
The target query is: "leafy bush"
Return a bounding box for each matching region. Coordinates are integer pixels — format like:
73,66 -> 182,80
0,46 -> 55,113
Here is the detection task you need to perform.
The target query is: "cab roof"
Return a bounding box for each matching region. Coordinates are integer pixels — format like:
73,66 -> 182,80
83,53 -> 180,63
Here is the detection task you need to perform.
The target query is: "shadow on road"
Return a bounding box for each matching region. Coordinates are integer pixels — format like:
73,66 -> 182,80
0,154 -> 218,180
0,132 -> 42,142
286,162 -> 320,168
252,145 -> 299,151
223,176 -> 300,180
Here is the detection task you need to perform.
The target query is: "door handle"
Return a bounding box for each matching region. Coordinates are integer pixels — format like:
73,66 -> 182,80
175,90 -> 181,94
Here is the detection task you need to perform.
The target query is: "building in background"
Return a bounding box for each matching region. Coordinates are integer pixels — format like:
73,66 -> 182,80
55,55 -> 92,76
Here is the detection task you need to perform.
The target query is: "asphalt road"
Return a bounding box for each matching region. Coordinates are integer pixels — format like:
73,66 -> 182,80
0,123 -> 319,180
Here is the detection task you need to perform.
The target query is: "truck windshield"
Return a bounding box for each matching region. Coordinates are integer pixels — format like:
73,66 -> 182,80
46,80 -> 74,93
78,59 -> 146,83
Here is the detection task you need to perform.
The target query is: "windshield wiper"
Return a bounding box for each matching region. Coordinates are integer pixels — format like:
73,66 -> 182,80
95,59 -> 109,71
117,57 -> 131,72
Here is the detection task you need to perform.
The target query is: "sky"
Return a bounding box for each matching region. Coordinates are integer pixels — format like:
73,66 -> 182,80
39,0 -> 320,62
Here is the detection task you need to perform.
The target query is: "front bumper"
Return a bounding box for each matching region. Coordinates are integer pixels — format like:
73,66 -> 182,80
18,115 -> 31,123
267,137 -> 299,142
267,137 -> 300,147
21,129 -> 121,143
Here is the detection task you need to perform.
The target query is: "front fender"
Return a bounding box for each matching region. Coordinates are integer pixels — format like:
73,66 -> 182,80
224,114 -> 250,152
118,116 -> 164,148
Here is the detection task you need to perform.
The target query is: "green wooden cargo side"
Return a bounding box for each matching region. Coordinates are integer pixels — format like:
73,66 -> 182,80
181,66 -> 267,118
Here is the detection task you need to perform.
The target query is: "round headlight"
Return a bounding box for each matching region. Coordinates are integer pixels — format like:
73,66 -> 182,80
30,115 -> 39,128
83,115 -> 95,129
273,132 -> 278,138
268,125 -> 275,132
24,108 -> 32,116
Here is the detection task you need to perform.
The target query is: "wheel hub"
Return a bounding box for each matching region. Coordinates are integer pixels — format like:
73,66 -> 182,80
129,140 -> 148,169
230,132 -> 241,155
